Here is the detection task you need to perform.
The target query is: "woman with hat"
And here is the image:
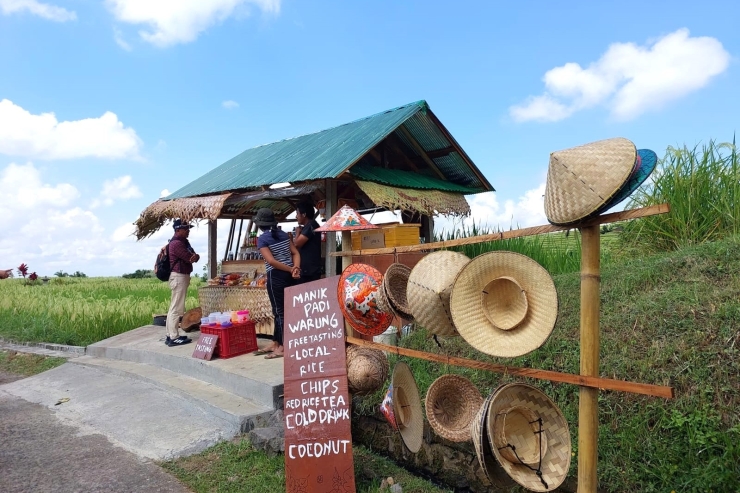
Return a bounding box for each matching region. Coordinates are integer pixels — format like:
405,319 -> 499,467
254,208 -> 301,359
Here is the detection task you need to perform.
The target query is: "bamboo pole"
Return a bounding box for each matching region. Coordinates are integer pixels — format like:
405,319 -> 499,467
345,337 -> 673,398
579,224 -> 600,492
331,204 -> 670,257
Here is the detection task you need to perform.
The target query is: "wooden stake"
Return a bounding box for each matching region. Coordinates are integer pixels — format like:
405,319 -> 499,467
579,225 -> 600,492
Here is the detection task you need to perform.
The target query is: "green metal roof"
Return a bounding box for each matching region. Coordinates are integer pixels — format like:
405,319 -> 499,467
349,163 -> 480,193
167,100 -> 492,199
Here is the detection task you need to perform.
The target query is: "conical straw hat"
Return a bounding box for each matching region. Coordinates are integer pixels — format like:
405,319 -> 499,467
384,263 -> 414,320
407,251 -> 470,336
450,251 -> 558,358
316,204 -> 379,231
425,374 -> 483,442
346,346 -> 389,396
471,389 -> 516,489
544,137 -> 636,226
597,148 -> 658,214
486,383 -> 571,492
338,263 -> 394,336
391,362 -> 424,453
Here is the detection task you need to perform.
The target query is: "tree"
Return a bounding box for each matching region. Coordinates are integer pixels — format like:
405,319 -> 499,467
54,270 -> 69,277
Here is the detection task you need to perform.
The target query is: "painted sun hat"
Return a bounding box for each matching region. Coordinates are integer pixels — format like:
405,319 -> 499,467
346,345 -> 389,396
486,383 -> 571,492
450,251 -> 558,358
544,137 -> 637,226
407,251 -> 471,336
338,263 -> 394,336
381,362 -> 424,453
471,389 -> 517,490
597,148 -> 658,214
315,204 -> 378,232
425,374 -> 483,442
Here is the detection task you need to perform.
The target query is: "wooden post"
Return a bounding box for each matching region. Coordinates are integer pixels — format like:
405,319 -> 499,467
341,230 -> 352,272
324,180 -> 337,277
579,225 -> 600,492
208,219 -> 218,279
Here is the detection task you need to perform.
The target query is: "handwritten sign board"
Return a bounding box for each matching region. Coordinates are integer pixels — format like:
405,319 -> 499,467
192,333 -> 218,360
283,276 -> 355,493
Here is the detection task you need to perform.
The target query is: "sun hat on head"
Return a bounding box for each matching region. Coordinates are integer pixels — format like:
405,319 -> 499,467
407,251 -> 471,336
338,263 -> 394,336
486,383 -> 571,492
379,362 -> 424,453
544,137 -> 637,226
173,218 -> 193,230
425,374 -> 483,442
597,148 -> 658,214
346,345 -> 389,396
253,208 -> 278,227
450,251 -> 558,358
384,263 -> 414,320
471,390 -> 517,490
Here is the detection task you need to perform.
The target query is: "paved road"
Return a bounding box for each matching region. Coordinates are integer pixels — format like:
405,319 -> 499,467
0,391 -> 191,493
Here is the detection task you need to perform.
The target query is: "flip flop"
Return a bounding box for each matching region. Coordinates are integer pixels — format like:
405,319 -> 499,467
265,353 -> 284,360
253,349 -> 273,356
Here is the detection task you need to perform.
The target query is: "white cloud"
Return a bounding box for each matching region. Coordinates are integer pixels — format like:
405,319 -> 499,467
0,162 -> 78,214
0,0 -> 76,22
510,29 -> 730,122
105,0 -> 281,47
0,99 -> 142,160
113,27 -> 132,51
222,100 -> 239,109
159,188 -> 170,198
90,175 -> 142,208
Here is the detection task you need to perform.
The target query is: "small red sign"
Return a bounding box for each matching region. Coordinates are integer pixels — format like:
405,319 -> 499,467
192,333 -> 219,360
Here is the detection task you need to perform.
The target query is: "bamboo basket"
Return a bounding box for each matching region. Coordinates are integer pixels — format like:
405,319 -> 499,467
198,286 -> 274,335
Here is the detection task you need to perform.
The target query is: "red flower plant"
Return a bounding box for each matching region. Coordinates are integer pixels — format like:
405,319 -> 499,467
29,272 -> 38,281
17,263 -> 28,278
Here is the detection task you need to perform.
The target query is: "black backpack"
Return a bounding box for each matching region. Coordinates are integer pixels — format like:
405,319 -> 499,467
154,242 -> 172,281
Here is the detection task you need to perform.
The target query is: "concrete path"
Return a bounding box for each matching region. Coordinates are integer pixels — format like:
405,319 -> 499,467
0,391 -> 190,493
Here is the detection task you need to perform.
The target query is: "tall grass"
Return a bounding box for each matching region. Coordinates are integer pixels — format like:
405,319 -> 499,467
621,139 -> 740,251
0,277 -> 200,346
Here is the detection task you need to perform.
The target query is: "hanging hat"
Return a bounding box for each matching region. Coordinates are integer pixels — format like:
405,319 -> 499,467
380,383 -> 398,430
597,148 -> 658,214
338,263 -> 394,336
471,390 -> 517,490
384,263 -> 414,320
407,251 -> 471,336
316,204 -> 378,232
373,280 -> 397,318
425,374 -> 483,442
450,251 -> 558,358
386,362 -> 424,453
544,137 -> 637,226
346,345 -> 389,395
486,383 -> 571,492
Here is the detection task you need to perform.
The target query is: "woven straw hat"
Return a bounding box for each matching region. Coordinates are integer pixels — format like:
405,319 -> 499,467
544,137 -> 637,226
425,374 -> 483,442
598,148 -> 658,214
389,362 -> 424,453
407,251 -> 471,336
450,251 -> 558,358
338,263 -> 394,336
471,390 -> 516,489
374,280 -> 397,318
486,383 -> 571,492
346,346 -> 389,396
384,263 -> 414,320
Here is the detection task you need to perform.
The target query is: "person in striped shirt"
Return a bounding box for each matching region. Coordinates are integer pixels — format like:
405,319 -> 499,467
254,208 -> 300,359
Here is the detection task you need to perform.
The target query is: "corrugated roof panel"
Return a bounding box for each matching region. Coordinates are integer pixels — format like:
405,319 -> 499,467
433,153 -> 486,191
167,101 -> 427,199
403,111 -> 450,151
349,163 -> 479,193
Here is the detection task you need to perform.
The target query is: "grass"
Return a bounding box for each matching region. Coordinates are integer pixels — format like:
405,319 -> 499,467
0,350 -> 67,376
355,236 -> 740,492
0,277 -> 200,347
162,438 -> 451,493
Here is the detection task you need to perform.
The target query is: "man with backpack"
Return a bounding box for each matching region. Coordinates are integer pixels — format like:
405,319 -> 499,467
164,219 -> 200,347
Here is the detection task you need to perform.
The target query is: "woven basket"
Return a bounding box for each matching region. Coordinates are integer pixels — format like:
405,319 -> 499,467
486,383 -> 571,492
425,374 -> 483,442
471,390 -> 516,489
384,263 -> 413,320
198,286 -> 274,327
407,251 -> 470,336
346,346 -> 389,396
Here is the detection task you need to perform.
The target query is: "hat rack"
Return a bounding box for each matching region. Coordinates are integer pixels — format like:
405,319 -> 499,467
339,202 -> 673,492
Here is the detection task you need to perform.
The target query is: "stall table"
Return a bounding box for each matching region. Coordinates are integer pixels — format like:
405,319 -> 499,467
198,285 -> 274,336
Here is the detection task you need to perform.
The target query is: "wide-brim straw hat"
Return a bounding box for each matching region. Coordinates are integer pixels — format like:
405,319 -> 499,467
471,389 -> 516,490
180,306 -> 202,332
407,251 -> 471,336
425,374 -> 483,442
374,280 -> 397,318
384,263 -> 414,320
598,148 -> 658,214
338,263 -> 394,336
391,362 -> 424,453
450,251 -> 558,358
544,137 -> 637,226
346,345 -> 389,396
486,383 -> 571,492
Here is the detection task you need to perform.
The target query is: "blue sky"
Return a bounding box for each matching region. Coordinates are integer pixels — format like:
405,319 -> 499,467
1,0 -> 737,277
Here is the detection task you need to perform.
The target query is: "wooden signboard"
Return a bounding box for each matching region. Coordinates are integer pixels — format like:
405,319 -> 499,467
283,276 -> 355,493
192,333 -> 218,360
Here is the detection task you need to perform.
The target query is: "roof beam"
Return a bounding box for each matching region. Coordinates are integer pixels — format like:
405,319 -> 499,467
425,146 -> 455,159
383,135 -> 420,172
396,126 -> 446,180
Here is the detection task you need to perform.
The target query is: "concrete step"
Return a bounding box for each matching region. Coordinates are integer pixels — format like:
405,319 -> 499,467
86,325 -> 284,410
71,356 -> 273,433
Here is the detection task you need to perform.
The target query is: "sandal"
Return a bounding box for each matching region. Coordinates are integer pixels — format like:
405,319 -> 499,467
264,352 -> 284,359
253,349 -> 273,356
